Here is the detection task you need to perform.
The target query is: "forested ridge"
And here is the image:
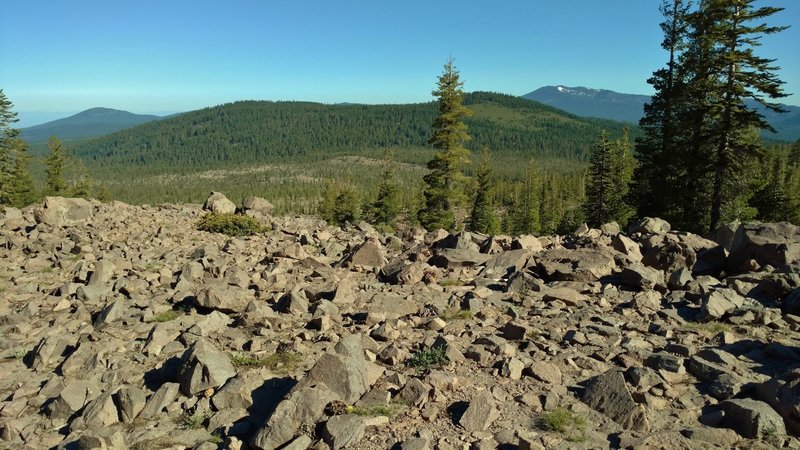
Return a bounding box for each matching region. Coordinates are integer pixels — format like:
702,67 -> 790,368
72,92 -> 631,170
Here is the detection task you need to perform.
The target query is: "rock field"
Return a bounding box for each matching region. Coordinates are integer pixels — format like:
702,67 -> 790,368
1,194 -> 800,450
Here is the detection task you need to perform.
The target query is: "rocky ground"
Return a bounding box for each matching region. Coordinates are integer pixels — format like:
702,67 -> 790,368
1,194 -> 800,450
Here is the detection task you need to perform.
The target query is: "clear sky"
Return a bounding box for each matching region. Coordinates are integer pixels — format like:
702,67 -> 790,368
2,0 -> 798,127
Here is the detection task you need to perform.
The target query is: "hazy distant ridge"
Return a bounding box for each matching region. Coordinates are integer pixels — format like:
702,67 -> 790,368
20,107 -> 161,143
523,85 -> 800,141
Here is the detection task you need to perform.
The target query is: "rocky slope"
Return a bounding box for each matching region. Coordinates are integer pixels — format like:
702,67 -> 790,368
1,195 -> 799,450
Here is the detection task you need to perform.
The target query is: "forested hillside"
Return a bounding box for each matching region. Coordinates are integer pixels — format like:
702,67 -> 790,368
72,92 -> 630,171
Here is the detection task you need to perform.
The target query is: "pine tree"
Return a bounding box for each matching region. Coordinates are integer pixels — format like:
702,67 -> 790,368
44,136 -> 70,197
0,89 -> 20,206
418,58 -> 473,231
10,139 -> 38,207
508,159 -> 541,235
632,0 -> 693,222
538,176 -> 563,235
702,0 -> 788,232
71,158 -> 94,199
610,128 -> 636,226
584,131 -> 617,227
467,147 -> 498,234
366,150 -> 401,228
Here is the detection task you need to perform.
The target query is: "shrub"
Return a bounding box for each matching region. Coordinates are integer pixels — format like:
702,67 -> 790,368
540,407 -> 586,442
407,345 -> 449,370
230,351 -> 302,374
197,212 -> 267,236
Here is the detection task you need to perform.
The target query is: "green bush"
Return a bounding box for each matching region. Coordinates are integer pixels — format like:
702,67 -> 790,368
540,407 -> 586,442
196,212 -> 267,236
407,345 -> 449,370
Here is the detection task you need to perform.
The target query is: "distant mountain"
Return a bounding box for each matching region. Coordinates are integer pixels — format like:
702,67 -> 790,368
21,107 -> 162,143
73,92 -> 633,171
523,85 -> 800,141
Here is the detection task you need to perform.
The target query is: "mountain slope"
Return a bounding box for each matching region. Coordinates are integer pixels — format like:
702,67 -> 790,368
21,107 -> 162,143
523,85 -> 800,141
73,92 -> 633,172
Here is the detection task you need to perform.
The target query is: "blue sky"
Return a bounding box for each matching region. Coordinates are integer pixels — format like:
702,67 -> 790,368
2,0 -> 798,127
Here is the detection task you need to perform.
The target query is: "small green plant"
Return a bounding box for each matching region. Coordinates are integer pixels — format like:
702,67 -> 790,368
683,322 -> 732,335
230,351 -> 302,374
347,402 -> 404,417
208,433 -> 224,444
439,278 -> 464,287
41,266 -> 54,273
197,212 -> 268,236
407,345 -> 449,371
540,407 -> 586,442
180,408 -> 211,429
151,310 -> 179,323
440,308 -> 472,321
4,348 -> 28,360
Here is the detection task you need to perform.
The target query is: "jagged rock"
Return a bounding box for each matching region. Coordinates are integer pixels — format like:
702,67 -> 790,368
252,385 -> 338,450
459,390 -> 499,432
429,248 -> 490,268
34,196 -> 93,227
93,298 -> 128,327
434,231 -> 481,252
345,239 -> 387,268
755,369 -> 800,435
303,335 -> 370,403
480,249 -> 534,278
322,414 -> 365,450
177,339 -> 237,396
203,191 -> 236,214
30,335 -> 74,370
700,288 -> 745,320
74,391 -> 119,429
582,370 -> 649,431
139,383 -> 180,419
511,235 -> 544,252
196,281 -> 254,313
114,386 -> 147,423
727,222 -> 800,274
720,398 -> 786,439
242,196 -> 274,215
642,241 -> 697,274
612,234 -> 643,262
620,263 -> 665,291
46,380 -> 96,419
630,217 -> 671,235
535,248 -> 616,282
396,378 -> 430,407
528,361 -> 563,385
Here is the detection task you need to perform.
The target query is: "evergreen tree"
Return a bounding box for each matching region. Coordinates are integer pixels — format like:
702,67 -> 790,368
467,147 -> 498,234
44,136 -> 70,197
538,176 -> 563,235
0,89 -> 20,206
10,139 -> 38,207
610,128 -> 636,226
418,58 -> 473,231
71,158 -> 94,199
366,151 -> 401,228
632,0 -> 693,222
508,160 -> 541,235
702,0 -> 788,232
584,131 -> 617,227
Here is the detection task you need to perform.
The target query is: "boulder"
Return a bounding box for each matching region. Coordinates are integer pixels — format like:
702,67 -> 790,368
345,240 -> 387,268
322,414 -> 366,450
242,196 -> 274,214
196,282 -> 254,313
727,222 -> 800,274
612,234 -> 643,262
720,398 -> 786,439
536,248 -> 616,282
458,390 -> 498,432
252,385 -> 338,450
630,217 -> 671,235
620,263 -> 665,291
34,197 -> 93,227
754,370 -> 800,435
700,288 -> 745,320
177,339 -> 237,396
429,248 -> 490,269
302,335 -> 370,403
581,370 -> 649,431
203,191 -> 236,214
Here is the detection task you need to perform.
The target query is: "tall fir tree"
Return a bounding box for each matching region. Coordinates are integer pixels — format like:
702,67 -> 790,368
10,139 -> 38,207
610,128 -> 636,226
0,89 -> 20,206
366,150 -> 401,228
467,147 -> 498,234
418,58 -> 473,231
701,0 -> 788,232
584,131 -> 618,227
44,136 -> 70,197
71,158 -> 94,199
508,159 -> 541,235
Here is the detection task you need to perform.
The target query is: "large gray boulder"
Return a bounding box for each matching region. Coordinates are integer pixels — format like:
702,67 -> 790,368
196,281 -> 254,313
34,196 -> 93,227
720,398 -> 786,439
727,222 -> 800,273
459,390 -> 499,432
536,248 -> 616,282
203,191 -> 236,214
177,339 -> 237,396
252,385 -> 338,450
581,370 -> 649,431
